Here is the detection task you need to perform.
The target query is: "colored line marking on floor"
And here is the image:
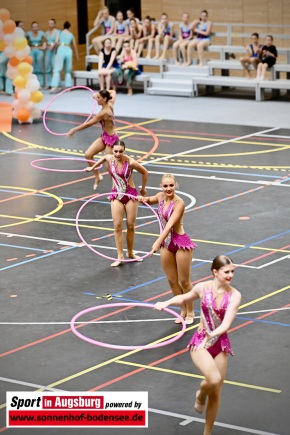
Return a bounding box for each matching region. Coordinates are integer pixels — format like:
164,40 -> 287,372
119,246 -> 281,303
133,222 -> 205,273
0,377 -> 63,392
2,230 -> 290,255
150,407 -> 280,435
114,361 -> 280,393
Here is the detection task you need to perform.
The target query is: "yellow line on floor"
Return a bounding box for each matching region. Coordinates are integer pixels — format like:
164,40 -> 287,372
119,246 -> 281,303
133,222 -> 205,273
115,361 -> 281,393
0,284 -> 288,410
116,118 -> 162,132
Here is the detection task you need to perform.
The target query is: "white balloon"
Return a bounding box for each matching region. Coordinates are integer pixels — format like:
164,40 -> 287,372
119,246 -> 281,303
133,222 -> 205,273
32,107 -> 41,119
12,99 -> 25,110
6,66 -> 18,79
23,45 -> 30,55
30,74 -> 38,81
24,101 -> 35,111
4,45 -> 16,58
12,109 -> 18,119
13,27 -> 25,38
15,49 -> 27,61
26,79 -> 40,92
4,34 -> 14,45
18,89 -> 31,103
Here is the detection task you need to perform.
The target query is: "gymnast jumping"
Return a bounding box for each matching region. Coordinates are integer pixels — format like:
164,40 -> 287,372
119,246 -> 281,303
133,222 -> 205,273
138,174 -> 196,324
155,255 -> 241,435
86,140 -> 148,267
67,89 -> 119,189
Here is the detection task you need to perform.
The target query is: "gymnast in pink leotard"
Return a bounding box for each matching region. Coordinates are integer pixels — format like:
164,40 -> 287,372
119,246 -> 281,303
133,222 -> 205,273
155,255 -> 241,435
138,174 -> 197,325
86,140 -> 148,267
67,89 -> 119,190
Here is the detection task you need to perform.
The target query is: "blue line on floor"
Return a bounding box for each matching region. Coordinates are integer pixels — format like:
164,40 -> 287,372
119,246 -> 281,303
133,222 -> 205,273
0,243 -> 45,252
235,316 -> 290,327
0,246 -> 76,272
113,227 -> 290,297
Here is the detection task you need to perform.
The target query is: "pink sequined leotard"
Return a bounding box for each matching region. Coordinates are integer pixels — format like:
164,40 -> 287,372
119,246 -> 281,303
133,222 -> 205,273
109,158 -> 138,205
188,287 -> 233,358
158,199 -> 197,254
100,112 -> 119,148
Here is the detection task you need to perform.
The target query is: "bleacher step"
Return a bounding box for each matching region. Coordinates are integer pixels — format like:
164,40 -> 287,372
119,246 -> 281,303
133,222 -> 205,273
150,78 -> 193,90
147,87 -> 193,97
166,65 -> 209,76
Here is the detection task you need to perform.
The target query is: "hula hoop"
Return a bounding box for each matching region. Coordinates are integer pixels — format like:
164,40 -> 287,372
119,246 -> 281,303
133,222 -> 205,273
70,302 -> 186,350
30,157 -> 102,173
76,192 -> 162,262
43,86 -> 97,136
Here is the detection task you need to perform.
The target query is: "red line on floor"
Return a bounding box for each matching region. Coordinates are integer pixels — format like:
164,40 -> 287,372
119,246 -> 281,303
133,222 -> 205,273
89,303 -> 290,391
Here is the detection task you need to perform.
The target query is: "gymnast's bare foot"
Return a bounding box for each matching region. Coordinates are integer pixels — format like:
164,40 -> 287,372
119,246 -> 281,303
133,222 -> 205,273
93,174 -> 103,190
194,390 -> 205,414
127,252 -> 143,262
111,258 -> 123,267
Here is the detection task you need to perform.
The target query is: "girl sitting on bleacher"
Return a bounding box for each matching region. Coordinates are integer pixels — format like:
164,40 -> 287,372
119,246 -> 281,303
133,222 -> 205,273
240,33 -> 263,79
153,13 -> 176,60
172,13 -> 193,65
92,7 -> 115,54
113,11 -> 129,54
256,35 -> 278,80
138,16 -> 157,58
185,10 -> 212,67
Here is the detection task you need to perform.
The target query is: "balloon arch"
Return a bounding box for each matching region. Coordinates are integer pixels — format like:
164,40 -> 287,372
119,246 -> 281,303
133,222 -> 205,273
0,8 -> 43,123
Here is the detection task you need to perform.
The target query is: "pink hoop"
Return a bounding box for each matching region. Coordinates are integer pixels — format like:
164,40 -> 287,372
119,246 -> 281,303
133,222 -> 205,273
70,302 -> 186,350
76,192 -> 162,262
43,86 -> 97,136
30,157 -> 102,173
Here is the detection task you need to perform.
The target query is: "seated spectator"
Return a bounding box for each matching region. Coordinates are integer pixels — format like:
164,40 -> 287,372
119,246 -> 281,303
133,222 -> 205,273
240,33 -> 263,78
92,6 -> 115,54
172,13 -> 192,65
113,11 -> 129,54
256,35 -> 278,80
138,16 -> 156,58
185,10 -> 212,66
128,18 -> 142,51
98,38 -> 119,90
154,12 -> 175,60
112,40 -> 138,95
125,8 -> 140,27
15,20 -> 25,33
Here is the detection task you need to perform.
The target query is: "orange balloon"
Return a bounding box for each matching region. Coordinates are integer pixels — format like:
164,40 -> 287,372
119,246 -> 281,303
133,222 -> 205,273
0,9 -> 10,22
17,108 -> 31,123
24,55 -> 33,65
0,40 -> 5,51
9,57 -> 20,67
3,19 -> 16,34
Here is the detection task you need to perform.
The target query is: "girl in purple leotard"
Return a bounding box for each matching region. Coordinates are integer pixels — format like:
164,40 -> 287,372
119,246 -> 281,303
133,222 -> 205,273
155,255 -> 241,435
86,140 -> 148,267
67,90 -> 119,190
138,174 -> 197,325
